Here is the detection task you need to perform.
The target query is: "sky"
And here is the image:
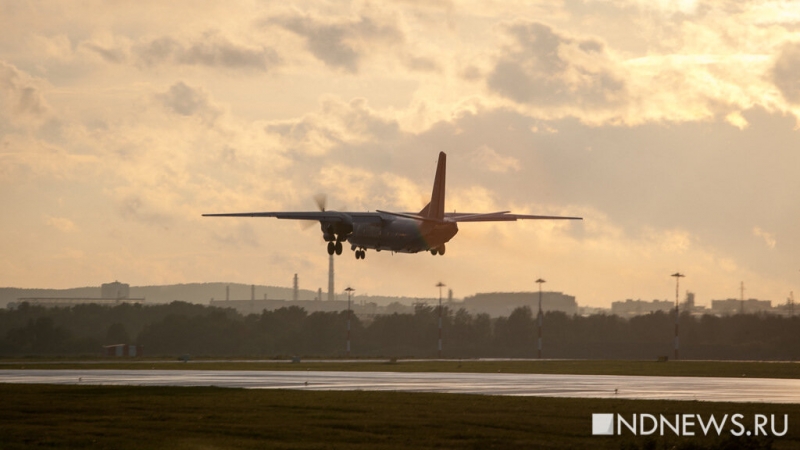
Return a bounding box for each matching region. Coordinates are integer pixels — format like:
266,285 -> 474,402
1,0 -> 799,307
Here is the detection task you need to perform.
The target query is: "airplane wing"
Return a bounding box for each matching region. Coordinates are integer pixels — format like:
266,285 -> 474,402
375,210 -> 442,223
445,212 -> 583,222
202,211 -> 383,223
204,210 -> 581,223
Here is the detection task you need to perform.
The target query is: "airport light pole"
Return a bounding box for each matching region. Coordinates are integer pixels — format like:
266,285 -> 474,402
345,287 -> 354,357
536,278 -> 545,359
671,272 -> 685,361
436,282 -> 445,358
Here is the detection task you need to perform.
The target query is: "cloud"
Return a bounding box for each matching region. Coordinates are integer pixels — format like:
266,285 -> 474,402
486,21 -> 626,110
402,54 -> 440,72
772,42 -> 800,105
46,216 -> 77,233
82,42 -> 128,64
155,81 -> 222,124
211,222 -> 261,249
753,226 -> 777,249
265,97 -> 401,156
117,194 -> 174,228
134,32 -> 281,71
0,60 -> 51,127
471,146 -> 520,173
268,13 -> 403,73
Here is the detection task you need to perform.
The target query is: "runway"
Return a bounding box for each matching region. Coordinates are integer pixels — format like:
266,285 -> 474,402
2,369 -> 800,403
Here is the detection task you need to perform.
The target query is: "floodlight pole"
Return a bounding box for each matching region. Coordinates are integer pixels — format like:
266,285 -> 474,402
671,272 -> 685,361
436,282 -> 445,358
345,287 -> 354,357
536,278 -> 545,359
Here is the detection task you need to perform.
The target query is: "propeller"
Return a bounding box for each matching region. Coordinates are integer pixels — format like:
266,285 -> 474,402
301,193 -> 329,230
313,193 -> 327,212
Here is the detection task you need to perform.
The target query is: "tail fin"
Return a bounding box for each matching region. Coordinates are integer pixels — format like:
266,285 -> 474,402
418,151 -> 446,221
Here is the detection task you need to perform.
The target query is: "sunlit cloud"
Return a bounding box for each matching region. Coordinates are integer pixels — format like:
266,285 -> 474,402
134,31 -> 281,71
265,97 -> 401,156
772,41 -> 800,106
46,216 -> 77,233
0,61 -> 52,127
753,226 -> 777,249
156,81 -> 223,124
471,146 -> 520,173
486,21 -> 627,113
266,12 -> 403,73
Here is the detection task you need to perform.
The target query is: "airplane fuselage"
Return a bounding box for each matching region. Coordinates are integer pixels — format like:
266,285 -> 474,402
347,216 -> 458,254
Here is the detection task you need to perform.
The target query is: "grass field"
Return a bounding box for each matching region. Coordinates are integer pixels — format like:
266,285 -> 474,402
2,358 -> 800,379
0,383 -> 796,449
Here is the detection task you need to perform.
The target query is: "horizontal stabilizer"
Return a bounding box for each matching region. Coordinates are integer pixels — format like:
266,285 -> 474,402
376,210 -> 443,223
446,212 -> 583,222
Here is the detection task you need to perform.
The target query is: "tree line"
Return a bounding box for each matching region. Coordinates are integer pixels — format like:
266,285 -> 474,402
1,301 -> 798,360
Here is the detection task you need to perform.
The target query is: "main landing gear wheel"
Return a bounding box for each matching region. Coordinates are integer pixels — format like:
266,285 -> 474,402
327,241 -> 344,256
430,244 -> 446,256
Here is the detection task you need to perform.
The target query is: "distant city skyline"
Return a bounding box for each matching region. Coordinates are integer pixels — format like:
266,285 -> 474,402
3,279 -> 790,316
2,2 -> 800,306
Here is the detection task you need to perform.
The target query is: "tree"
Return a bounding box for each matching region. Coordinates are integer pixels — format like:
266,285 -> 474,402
105,323 -> 130,344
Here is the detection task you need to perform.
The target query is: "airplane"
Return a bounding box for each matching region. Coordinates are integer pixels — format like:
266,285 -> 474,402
203,151 -> 582,259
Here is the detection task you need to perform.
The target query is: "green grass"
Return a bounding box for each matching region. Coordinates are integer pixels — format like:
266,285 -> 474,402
0,384 -> 796,449
2,359 -> 800,379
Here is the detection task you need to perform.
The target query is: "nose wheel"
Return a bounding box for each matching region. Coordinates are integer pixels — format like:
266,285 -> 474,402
430,244 -> 446,256
354,249 -> 366,259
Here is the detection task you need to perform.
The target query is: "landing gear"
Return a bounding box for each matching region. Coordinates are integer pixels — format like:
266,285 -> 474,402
354,249 -> 366,260
327,240 -> 344,255
430,244 -> 446,256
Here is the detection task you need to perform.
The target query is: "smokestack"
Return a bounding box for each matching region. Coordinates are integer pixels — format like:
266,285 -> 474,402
226,285 -> 230,302
293,274 -> 299,302
328,254 -> 334,301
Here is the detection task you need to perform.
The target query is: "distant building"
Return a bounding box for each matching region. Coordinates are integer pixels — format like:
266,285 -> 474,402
681,291 -> 708,315
101,281 -> 130,299
461,292 -> 578,317
684,291 -> 695,310
611,299 -> 673,318
13,281 -> 144,308
711,298 -> 772,315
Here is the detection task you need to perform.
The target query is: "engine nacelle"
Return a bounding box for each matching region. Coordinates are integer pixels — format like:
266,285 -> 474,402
320,213 -> 354,241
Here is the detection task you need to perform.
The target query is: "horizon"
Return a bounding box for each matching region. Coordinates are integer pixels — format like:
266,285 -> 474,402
1,280 -> 785,310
